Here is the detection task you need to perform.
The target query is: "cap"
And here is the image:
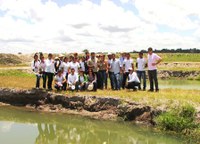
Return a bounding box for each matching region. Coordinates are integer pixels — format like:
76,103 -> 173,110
59,54 -> 64,58
55,57 -> 59,60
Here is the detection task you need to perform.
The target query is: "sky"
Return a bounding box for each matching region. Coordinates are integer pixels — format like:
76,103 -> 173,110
0,0 -> 200,54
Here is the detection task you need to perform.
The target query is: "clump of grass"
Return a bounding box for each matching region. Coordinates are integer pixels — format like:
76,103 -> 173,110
155,104 -> 198,133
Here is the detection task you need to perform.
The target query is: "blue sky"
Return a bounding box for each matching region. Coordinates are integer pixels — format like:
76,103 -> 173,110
0,0 -> 200,53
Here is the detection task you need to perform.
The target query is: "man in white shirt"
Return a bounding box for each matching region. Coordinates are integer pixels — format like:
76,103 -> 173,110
126,68 -> 140,91
69,57 -> 80,74
39,55 -> 46,89
147,47 -> 162,92
136,52 -> 147,91
122,53 -> 134,89
67,68 -> 78,91
111,53 -> 122,90
45,53 -> 55,91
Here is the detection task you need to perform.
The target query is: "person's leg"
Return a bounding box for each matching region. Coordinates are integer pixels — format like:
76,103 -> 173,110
102,70 -> 107,89
153,70 -> 159,91
47,73 -> 53,90
93,82 -> 97,91
142,71 -> 146,90
42,72 -> 46,89
75,82 -> 79,92
109,72 -> 115,90
99,70 -> 104,89
115,73 -> 120,90
137,71 -> 142,90
46,72 -> 50,89
36,75 -> 40,88
54,84 -> 60,91
122,73 -> 126,89
148,70 -> 154,91
119,73 -> 123,89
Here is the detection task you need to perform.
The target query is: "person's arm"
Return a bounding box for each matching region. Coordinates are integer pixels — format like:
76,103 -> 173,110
62,76 -> 66,84
92,75 -> 97,83
131,59 -> 134,69
152,55 -> 162,66
127,74 -> 132,83
31,61 -> 35,71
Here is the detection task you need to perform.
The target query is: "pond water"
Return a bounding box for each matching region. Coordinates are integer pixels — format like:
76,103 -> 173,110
159,79 -> 200,90
0,106 -> 186,144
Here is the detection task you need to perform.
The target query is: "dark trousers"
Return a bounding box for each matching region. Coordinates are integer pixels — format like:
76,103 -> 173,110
98,70 -> 107,89
122,72 -> 129,89
36,73 -> 46,88
148,70 -> 159,91
126,82 -> 140,90
35,75 -> 40,88
42,72 -> 47,89
108,71 -> 114,90
137,71 -> 146,90
46,72 -> 54,90
54,84 -> 65,91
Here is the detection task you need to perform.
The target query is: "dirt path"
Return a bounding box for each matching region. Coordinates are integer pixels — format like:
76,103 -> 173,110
0,67 -> 30,70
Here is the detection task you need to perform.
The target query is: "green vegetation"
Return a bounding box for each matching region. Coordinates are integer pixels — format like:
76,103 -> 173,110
0,69 -> 33,77
155,104 -> 200,143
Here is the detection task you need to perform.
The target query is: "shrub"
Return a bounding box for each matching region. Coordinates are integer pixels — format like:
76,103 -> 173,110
156,104 -> 198,133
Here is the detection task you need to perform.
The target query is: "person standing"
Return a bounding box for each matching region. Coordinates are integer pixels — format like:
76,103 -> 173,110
69,57 -> 80,74
107,53 -> 114,90
136,52 -> 147,91
122,53 -> 134,89
111,53 -> 122,90
39,55 -> 46,89
31,53 -> 41,89
97,54 -> 108,89
62,56 -> 70,90
45,53 -> 55,91
147,47 -> 162,92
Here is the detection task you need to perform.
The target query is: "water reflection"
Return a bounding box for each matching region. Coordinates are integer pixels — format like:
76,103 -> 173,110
0,106 -> 183,144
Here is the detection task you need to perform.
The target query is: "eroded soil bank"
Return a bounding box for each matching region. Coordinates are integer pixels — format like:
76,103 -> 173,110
0,88 -> 160,125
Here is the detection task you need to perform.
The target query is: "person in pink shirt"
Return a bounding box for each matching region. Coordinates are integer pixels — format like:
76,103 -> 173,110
147,47 -> 162,92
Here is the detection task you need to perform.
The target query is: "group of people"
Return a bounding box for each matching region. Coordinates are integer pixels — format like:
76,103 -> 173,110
31,47 -> 162,92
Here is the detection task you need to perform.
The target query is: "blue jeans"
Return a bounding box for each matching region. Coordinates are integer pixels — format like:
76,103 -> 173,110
137,71 -> 146,90
113,73 -> 120,90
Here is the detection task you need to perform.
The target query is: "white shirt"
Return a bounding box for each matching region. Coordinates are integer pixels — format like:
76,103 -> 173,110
79,61 -> 85,72
79,75 -> 85,83
148,53 -> 161,70
123,58 -> 133,72
69,62 -> 80,73
67,73 -> 78,85
39,61 -> 46,72
45,59 -> 55,73
128,72 -> 140,83
111,59 -> 121,74
31,60 -> 40,74
108,59 -> 113,72
136,58 -> 146,71
54,74 -> 65,83
62,62 -> 70,76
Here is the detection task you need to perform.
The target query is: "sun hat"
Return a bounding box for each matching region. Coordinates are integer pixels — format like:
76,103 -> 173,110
87,83 -> 93,91
71,85 -> 75,90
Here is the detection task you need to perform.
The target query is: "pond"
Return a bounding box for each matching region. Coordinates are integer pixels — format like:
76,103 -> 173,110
0,106 -> 187,144
159,79 -> 200,90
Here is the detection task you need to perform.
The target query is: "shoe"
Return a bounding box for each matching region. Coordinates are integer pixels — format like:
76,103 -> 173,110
148,89 -> 154,92
155,89 -> 159,92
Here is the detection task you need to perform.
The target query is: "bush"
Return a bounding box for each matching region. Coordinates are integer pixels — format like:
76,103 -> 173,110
156,104 -> 198,132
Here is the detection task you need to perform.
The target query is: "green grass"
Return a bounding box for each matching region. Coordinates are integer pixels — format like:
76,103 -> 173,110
129,53 -> 200,62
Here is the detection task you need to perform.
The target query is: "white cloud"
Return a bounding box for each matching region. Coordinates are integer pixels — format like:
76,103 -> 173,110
0,0 -> 200,54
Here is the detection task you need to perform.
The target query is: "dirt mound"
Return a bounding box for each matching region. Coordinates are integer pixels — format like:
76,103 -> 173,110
0,54 -> 33,65
0,54 -> 23,65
